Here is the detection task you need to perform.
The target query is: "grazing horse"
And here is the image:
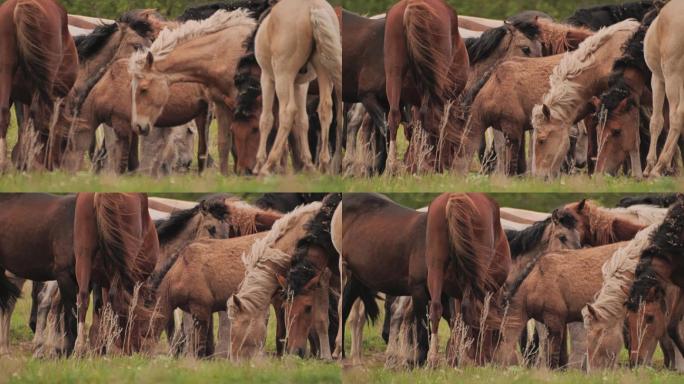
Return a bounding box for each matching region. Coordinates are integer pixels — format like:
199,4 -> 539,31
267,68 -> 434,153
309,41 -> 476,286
627,195 -> 684,332
280,193 -> 341,359
129,9 -> 256,175
0,194 -> 80,355
643,1 -> 684,177
531,20 -> 641,179
0,0 -> 78,170
73,193 -> 159,355
228,201 -> 322,360
253,0 -> 342,175
425,193 -> 511,366
383,0 -> 468,173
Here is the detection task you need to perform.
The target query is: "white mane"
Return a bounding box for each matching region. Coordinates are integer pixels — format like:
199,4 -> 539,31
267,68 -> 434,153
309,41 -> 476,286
605,205 -> 668,226
582,223 -> 658,324
532,19 -> 640,124
128,9 -> 256,75
229,201 -> 323,315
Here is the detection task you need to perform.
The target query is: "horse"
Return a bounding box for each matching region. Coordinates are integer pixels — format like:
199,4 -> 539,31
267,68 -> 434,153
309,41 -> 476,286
383,0 -> 468,174
566,0 -> 654,30
627,195 -> 684,353
176,0 -> 271,22
128,9 -> 256,175
531,20 -> 641,179
618,193 -> 680,208
252,0 -> 342,176
643,1 -> 684,177
72,193 -> 159,355
580,224 -> 659,370
0,0 -> 78,170
561,199 -> 648,246
594,12 -> 657,177
279,193 -> 341,359
0,194 -> 81,355
228,201 -> 323,360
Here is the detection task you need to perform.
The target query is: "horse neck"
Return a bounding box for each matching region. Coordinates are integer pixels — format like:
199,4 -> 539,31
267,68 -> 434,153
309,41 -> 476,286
159,212 -> 202,258
467,33 -> 512,85
590,208 -> 644,245
71,30 -> 124,99
254,210 -> 283,232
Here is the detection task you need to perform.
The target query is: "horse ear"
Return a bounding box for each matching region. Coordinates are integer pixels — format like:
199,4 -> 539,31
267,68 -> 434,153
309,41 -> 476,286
577,199 -> 587,212
145,51 -> 154,69
586,304 -> 598,320
302,273 -> 322,291
542,104 -> 551,120
276,273 -> 288,290
551,208 -> 560,224
199,200 -> 208,213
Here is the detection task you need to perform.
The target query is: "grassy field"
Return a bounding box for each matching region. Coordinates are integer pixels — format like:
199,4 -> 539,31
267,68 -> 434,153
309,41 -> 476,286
3,282 -> 682,384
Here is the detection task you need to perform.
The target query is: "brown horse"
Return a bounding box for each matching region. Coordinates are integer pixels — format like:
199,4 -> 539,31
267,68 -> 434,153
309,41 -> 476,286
279,193 -> 341,358
383,0 -> 468,173
561,199 -> 647,246
627,195 -> 684,355
73,193 -> 159,355
425,193 -> 511,366
0,0 -> 78,170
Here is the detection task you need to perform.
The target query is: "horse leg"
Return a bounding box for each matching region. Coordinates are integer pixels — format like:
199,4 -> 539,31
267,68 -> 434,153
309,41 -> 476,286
660,334 -> 676,369
215,103 -> 234,176
254,75 -> 275,174
411,286 -> 429,367
312,66 -> 333,173
545,320 -> 566,369
215,311 -> 231,359
644,73 -> 666,176
314,273 -> 332,360
653,76 -> 683,176
333,261 -> 349,359
73,193 -> 98,356
261,72 -> 298,175
0,274 -> 24,356
191,313 -> 211,358
274,302 -> 286,357
0,41 -> 17,170
425,203 -> 451,367
349,299 -> 366,365
292,83 -> 315,172
195,110 -> 209,173
56,276 -> 78,356
127,134 -> 139,172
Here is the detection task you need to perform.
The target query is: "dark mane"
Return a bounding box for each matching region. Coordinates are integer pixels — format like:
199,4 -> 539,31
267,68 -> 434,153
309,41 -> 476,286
255,193 -> 326,213
599,11 -> 657,112
566,1 -> 654,30
627,198 -> 684,311
176,0 -> 272,21
154,206 -> 200,244
118,11 -> 155,39
617,194 -> 678,208
506,218 -> 552,259
287,194 -> 341,295
465,19 -> 540,65
76,22 -> 119,61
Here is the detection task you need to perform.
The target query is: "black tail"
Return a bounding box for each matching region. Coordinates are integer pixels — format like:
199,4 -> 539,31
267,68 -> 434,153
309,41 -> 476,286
0,273 -> 21,310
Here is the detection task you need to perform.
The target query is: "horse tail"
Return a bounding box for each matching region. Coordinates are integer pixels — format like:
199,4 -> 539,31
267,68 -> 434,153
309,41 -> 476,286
403,0 -> 450,102
503,249 -> 543,304
93,194 -> 144,288
13,0 -> 54,101
445,194 -> 489,300
0,273 -> 21,311
358,286 -> 380,324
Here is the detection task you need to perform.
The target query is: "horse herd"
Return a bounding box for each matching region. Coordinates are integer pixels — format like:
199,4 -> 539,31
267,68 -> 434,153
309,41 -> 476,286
1,0 -> 683,179
0,192 -> 682,373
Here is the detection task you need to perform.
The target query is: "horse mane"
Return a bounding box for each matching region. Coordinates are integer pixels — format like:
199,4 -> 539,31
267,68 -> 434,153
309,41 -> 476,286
599,9 -> 658,113
506,213 -> 577,259
128,9 -> 255,74
231,202 -> 323,314
627,198 -> 684,311
154,205 -> 200,244
582,200 -> 644,245
177,0 -> 272,21
287,194 -> 342,295
224,196 -> 278,235
233,5 -> 275,121
618,194 -> 678,208
532,19 -> 640,126
118,10 -> 156,39
464,19 -> 540,65
75,22 -> 119,60
582,224 -> 658,323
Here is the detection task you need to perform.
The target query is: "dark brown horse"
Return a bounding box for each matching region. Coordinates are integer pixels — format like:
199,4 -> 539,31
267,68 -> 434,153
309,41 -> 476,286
73,193 -> 159,355
0,0 -> 78,170
425,193 -> 511,366
0,194 -> 79,354
384,0 -> 469,173
627,195 -> 684,323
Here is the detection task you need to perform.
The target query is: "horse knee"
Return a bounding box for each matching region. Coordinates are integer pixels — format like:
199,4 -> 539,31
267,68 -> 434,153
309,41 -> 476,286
429,301 -> 443,326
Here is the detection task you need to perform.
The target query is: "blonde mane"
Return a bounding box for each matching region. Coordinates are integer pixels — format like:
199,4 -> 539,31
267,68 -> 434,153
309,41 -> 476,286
532,19 -> 640,125
583,200 -> 644,245
582,224 -> 658,324
230,201 -> 323,314
128,9 -> 255,75
536,19 -> 594,55
224,197 -> 282,236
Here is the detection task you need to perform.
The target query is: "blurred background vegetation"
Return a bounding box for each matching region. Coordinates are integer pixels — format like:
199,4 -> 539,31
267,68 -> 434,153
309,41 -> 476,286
341,0 -> 627,20
63,0 -> 343,19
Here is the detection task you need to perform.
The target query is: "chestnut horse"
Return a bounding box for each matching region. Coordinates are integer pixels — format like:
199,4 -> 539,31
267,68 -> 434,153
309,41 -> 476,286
425,193 -> 511,366
73,193 -> 159,355
384,0 -> 468,173
627,195 -> 684,345
0,0 -> 78,170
